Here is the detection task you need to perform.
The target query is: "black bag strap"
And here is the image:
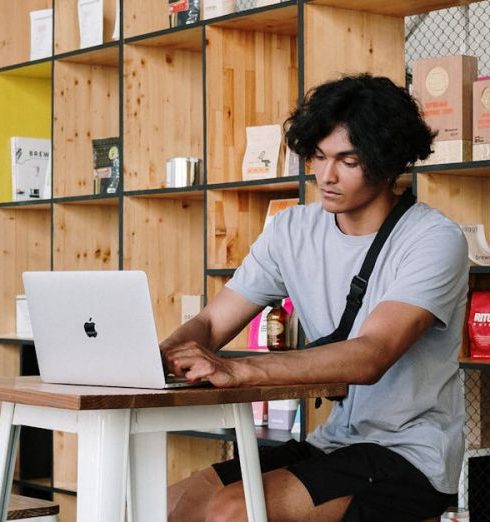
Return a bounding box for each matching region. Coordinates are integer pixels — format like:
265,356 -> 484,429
306,187 -> 416,349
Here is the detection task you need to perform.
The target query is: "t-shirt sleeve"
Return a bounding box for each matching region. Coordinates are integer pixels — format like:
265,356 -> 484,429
225,216 -> 288,306
380,223 -> 469,329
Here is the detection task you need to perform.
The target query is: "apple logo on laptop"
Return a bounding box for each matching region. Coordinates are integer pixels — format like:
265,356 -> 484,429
84,318 -> 98,338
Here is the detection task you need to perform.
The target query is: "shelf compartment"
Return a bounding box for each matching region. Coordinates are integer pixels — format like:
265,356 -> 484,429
417,173 -> 490,232
206,24 -> 298,184
0,208 -> 51,335
54,0 -> 119,55
0,63 -> 52,204
304,3 -> 404,91
53,431 -> 77,492
307,0 -> 485,17
0,1 -> 52,68
209,3 -> 298,35
123,196 -> 204,339
124,34 -> 203,192
175,427 -> 300,446
207,188 -> 298,269
53,203 -> 119,270
124,0 -> 171,39
53,53 -> 119,198
207,275 -> 249,350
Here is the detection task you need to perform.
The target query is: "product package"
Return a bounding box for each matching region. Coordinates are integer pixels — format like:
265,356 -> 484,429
168,0 -> 200,27
30,8 -> 53,60
181,295 -> 204,324
202,0 -> 234,19
242,124 -> 282,181
16,295 -> 33,338
78,0 -> 103,48
268,399 -> 299,430
468,291 -> 490,358
252,401 -> 268,426
412,55 -> 478,164
459,224 -> 490,266
11,137 -> 51,201
473,77 -> 490,160
92,137 -> 120,194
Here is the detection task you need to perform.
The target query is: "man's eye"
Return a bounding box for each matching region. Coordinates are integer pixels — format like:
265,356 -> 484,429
343,161 -> 359,168
313,154 -> 326,161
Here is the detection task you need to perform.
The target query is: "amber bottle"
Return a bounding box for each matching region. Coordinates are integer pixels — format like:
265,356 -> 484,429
266,301 -> 289,351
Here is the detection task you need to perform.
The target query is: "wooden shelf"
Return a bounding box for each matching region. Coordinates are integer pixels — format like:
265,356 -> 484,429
124,0 -> 171,39
125,187 -> 204,201
124,35 -> 203,192
0,208 -> 51,336
209,3 -> 298,35
55,43 -> 119,67
54,0 -> 119,55
53,194 -> 119,206
0,1 -> 52,68
206,22 -> 298,184
0,335 -> 34,345
53,52 -> 119,198
414,160 -> 490,177
307,0 -> 485,17
175,427 -> 300,446
123,196 -> 204,339
207,188 -> 297,269
126,26 -> 203,52
53,203 -> 119,270
208,177 -> 300,192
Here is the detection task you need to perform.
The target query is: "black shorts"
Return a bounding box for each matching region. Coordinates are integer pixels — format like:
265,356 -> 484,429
212,441 -> 457,522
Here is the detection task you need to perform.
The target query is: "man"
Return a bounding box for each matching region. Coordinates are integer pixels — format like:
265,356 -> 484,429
161,75 -> 468,521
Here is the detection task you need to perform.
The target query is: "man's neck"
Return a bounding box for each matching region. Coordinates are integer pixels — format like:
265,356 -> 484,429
335,189 -> 398,236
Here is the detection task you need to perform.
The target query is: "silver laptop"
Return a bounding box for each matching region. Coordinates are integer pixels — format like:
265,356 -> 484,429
22,270 -> 202,389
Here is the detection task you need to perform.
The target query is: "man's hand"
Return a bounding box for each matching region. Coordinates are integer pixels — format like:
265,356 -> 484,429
164,342 -> 243,388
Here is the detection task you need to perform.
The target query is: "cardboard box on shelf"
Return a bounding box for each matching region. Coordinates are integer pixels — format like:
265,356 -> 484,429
473,77 -> 490,161
413,55 -> 478,164
268,399 -> 299,430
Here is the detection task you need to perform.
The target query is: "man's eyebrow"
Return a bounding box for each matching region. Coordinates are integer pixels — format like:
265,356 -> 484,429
314,146 -> 359,158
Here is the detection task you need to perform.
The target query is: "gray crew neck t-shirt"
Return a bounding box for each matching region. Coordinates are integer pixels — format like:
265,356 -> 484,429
226,201 -> 468,494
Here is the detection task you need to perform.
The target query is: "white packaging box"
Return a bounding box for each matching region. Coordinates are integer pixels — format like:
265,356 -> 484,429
16,295 -> 33,338
203,0 -> 235,19
78,0 -> 104,49
181,295 -> 204,324
268,399 -> 299,430
11,137 -> 51,201
30,8 -> 53,60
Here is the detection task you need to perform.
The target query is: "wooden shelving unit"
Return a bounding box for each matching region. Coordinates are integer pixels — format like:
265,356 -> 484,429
1,0 -> 488,519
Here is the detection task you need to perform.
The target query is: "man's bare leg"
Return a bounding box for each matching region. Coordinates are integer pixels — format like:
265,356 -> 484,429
168,467 -> 223,522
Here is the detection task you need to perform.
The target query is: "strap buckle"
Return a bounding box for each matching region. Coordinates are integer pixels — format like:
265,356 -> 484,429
346,275 -> 367,308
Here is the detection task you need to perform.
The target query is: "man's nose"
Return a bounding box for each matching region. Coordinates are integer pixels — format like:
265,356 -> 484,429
317,159 -> 338,184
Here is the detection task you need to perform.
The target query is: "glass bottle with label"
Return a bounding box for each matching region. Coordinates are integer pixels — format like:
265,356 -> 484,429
267,300 -> 289,351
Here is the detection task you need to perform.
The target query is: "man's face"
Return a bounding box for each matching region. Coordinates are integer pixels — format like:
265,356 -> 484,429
310,126 -> 381,214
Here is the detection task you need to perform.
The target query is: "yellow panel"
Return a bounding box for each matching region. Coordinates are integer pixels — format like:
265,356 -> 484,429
0,71 -> 51,202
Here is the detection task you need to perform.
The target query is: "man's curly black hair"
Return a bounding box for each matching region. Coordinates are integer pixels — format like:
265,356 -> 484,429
284,74 -> 436,185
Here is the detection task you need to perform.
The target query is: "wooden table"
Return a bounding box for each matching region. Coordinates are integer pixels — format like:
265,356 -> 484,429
0,377 -> 347,522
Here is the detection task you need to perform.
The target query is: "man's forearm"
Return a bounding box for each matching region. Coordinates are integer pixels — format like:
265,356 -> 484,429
159,314 -> 214,352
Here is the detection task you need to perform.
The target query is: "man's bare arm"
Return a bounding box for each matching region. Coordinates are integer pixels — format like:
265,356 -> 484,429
166,300 -> 435,387
160,287 -> 264,354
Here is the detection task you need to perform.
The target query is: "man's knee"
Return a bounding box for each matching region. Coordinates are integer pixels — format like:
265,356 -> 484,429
205,485 -> 247,522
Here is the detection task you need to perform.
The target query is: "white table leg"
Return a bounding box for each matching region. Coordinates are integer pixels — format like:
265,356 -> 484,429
0,403 -> 20,522
127,431 -> 167,522
232,403 -> 267,522
77,409 -> 131,522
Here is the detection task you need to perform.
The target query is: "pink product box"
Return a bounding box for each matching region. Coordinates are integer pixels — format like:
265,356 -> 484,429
252,401 -> 268,426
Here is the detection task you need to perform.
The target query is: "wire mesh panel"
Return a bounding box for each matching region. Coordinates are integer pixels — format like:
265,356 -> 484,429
460,369 -> 490,521
405,1 -> 490,85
